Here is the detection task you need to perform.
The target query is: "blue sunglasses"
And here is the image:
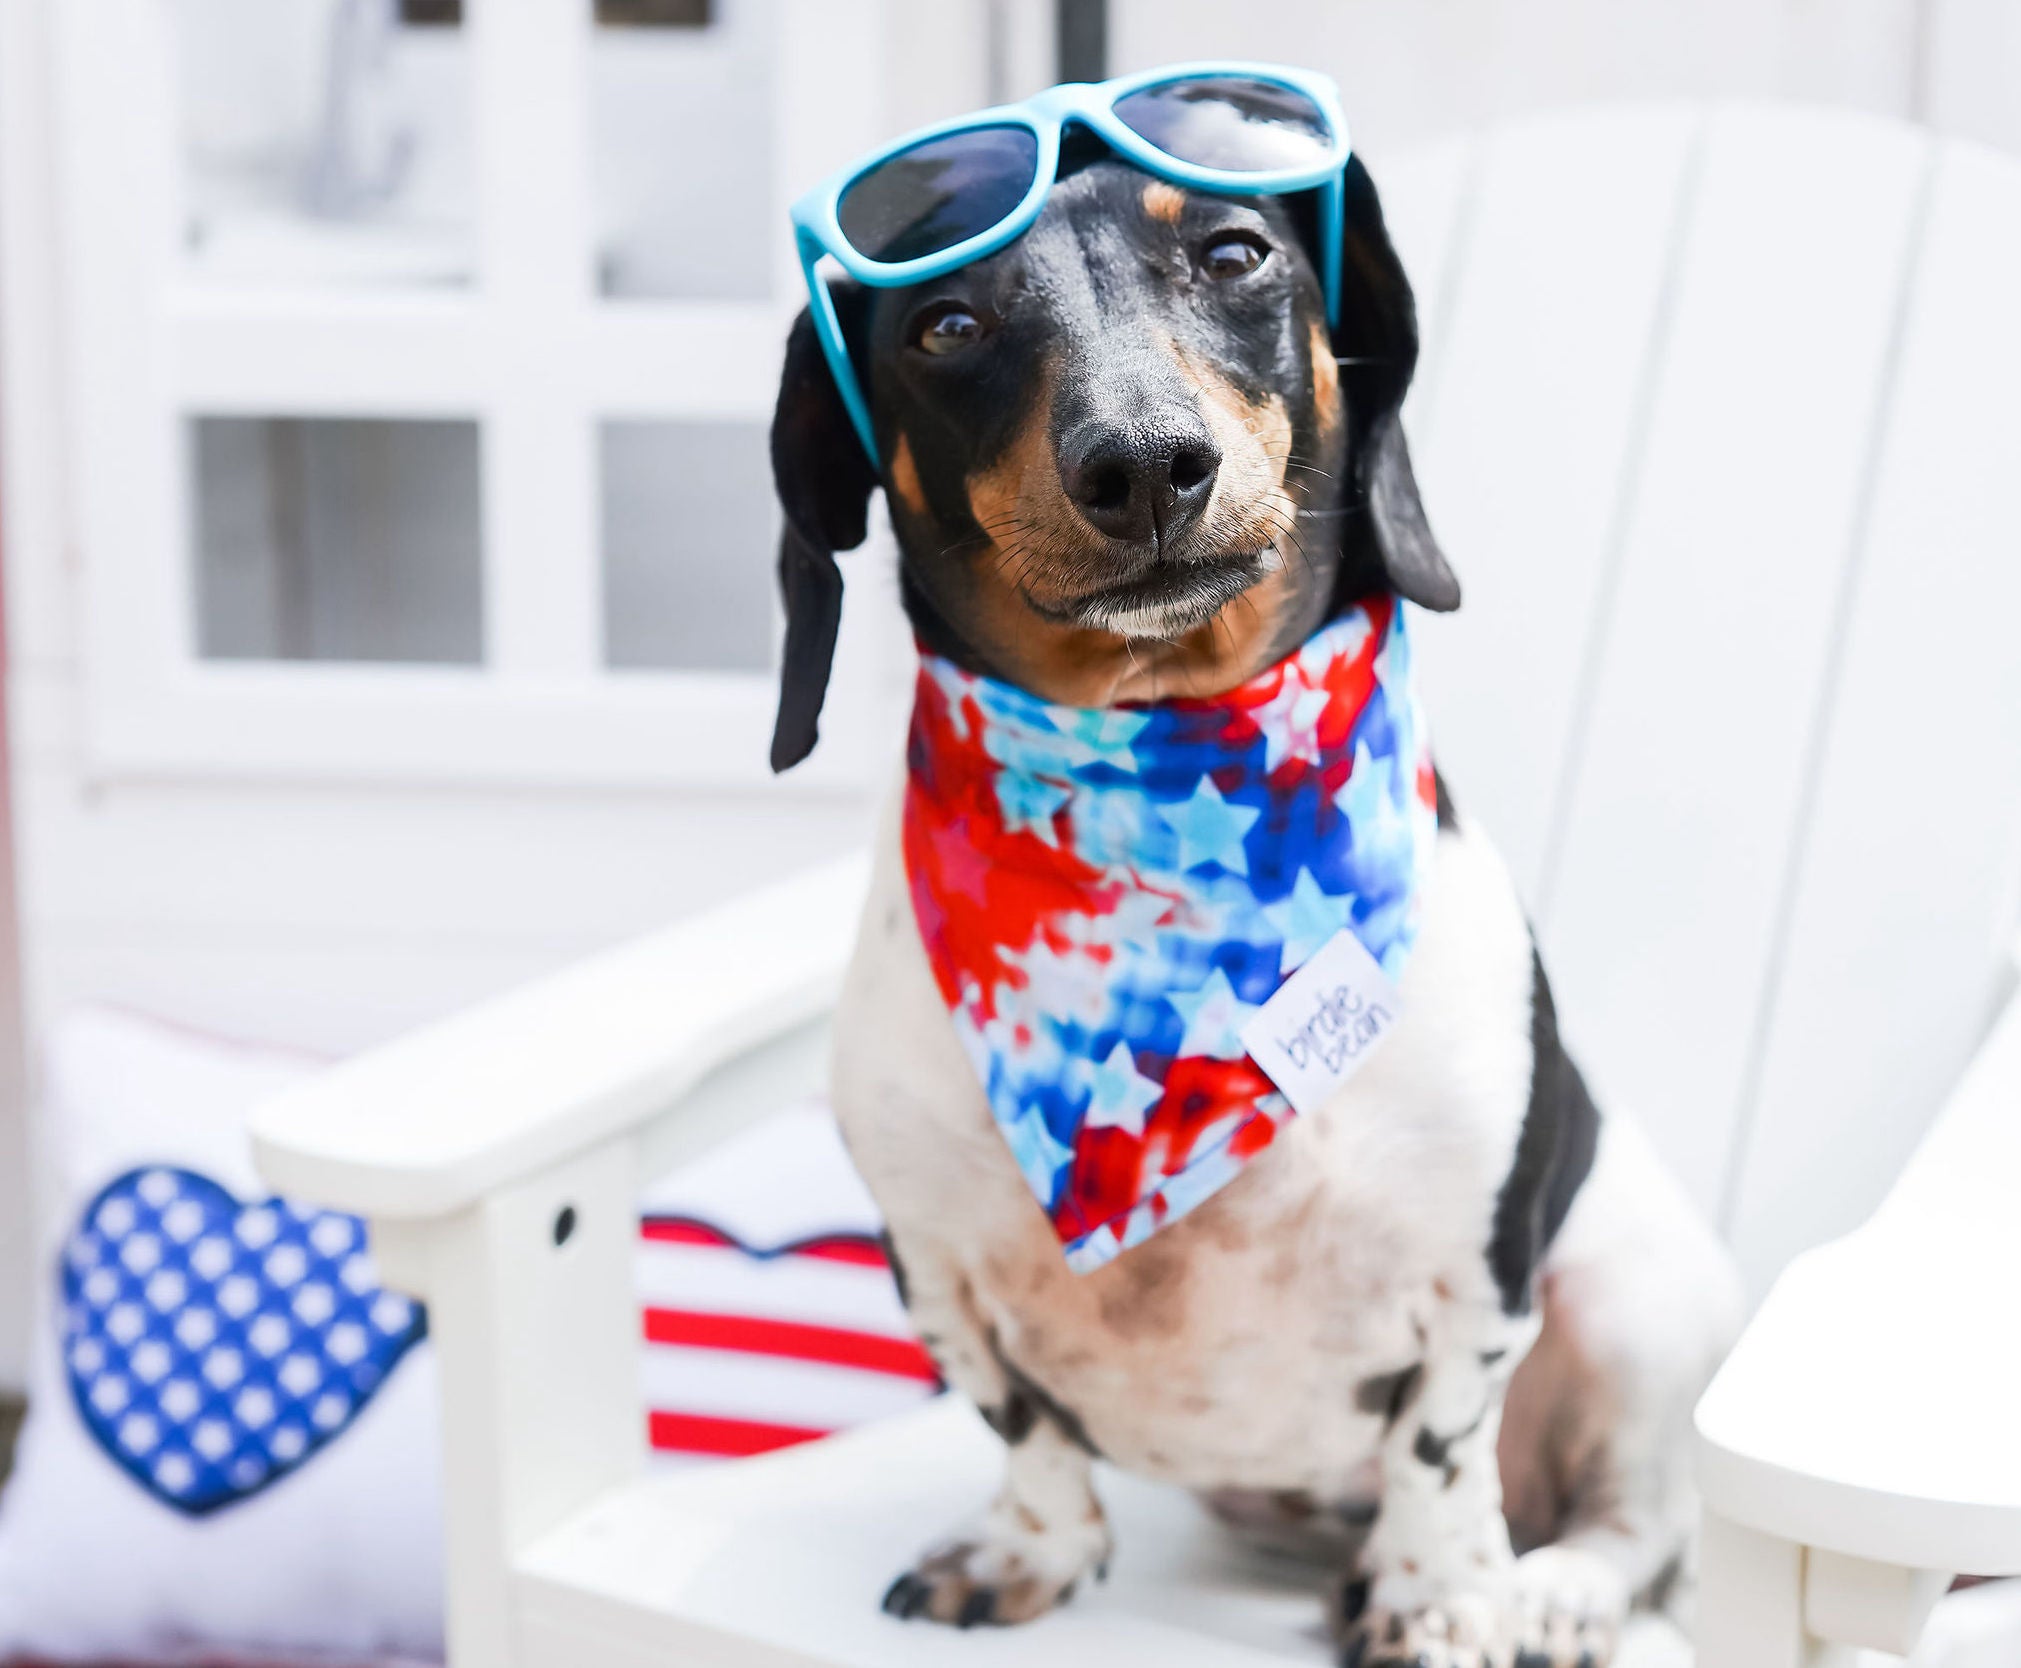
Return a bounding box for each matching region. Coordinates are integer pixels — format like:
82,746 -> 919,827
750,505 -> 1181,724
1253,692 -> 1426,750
790,62 -> 1352,469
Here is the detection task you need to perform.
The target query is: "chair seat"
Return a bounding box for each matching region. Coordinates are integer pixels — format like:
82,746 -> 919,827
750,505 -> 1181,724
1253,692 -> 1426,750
514,1399 -> 1690,1667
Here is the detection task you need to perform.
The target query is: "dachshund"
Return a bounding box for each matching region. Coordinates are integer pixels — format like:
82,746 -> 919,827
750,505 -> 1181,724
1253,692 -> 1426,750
763,140 -> 1741,1668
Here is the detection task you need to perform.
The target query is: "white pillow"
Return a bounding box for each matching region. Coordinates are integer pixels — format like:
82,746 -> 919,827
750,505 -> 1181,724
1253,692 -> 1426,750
0,1007 -> 932,1665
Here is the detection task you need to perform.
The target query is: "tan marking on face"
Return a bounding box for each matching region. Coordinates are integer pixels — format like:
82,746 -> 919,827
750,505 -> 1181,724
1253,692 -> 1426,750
888,432 -> 927,517
1310,318 -> 1341,437
1141,180 -> 1187,224
962,365 -> 1086,565
948,346 -> 1327,707
965,557 -> 1312,708
1168,339 -> 1296,558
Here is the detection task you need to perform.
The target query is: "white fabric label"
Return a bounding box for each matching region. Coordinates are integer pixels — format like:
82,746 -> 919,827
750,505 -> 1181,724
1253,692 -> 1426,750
1240,929 -> 1403,1117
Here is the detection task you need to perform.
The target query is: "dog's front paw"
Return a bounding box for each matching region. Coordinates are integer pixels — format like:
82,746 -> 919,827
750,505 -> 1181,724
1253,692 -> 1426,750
1336,1579 -> 1512,1668
1505,1546 -> 1628,1668
881,1515 -> 1111,1628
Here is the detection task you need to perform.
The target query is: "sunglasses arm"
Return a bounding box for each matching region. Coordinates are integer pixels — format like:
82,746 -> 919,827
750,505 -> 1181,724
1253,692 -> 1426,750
798,239 -> 884,470
1320,170 -> 1345,333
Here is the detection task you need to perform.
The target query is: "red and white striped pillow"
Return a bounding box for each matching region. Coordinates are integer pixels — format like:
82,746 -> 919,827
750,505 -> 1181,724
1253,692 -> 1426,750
635,1101 -> 940,1462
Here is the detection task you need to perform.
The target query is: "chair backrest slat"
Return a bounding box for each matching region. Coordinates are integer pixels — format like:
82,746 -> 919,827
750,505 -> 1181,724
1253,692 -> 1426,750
1407,106 -> 1703,898
1724,139 -> 2021,1287
1540,108 -> 1934,1225
1384,105 -> 2021,1292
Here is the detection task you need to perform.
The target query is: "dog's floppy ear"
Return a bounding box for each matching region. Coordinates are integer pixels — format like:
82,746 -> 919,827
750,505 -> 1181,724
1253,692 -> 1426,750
1331,154 -> 1461,613
769,288 -> 879,773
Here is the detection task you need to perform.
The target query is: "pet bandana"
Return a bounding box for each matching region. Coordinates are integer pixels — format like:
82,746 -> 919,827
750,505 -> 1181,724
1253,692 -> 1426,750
904,594 -> 1439,1273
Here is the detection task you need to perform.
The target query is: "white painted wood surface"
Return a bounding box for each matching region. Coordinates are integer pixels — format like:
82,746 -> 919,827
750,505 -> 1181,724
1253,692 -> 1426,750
250,103 -> 2021,1665
251,853 -> 866,1219
46,0 -> 905,794
1538,107 -> 1931,1217
512,1397 -> 1694,1668
1692,971 -> 2021,1665
1395,104 -> 2021,1291
1407,105 -> 1702,896
1113,0 -> 2021,160
1723,137 -> 2021,1285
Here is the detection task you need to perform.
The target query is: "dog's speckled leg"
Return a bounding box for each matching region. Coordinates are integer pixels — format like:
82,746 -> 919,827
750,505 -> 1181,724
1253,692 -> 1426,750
881,1417 -> 1111,1628
875,1236 -> 1111,1628
1337,1302 -> 1538,1668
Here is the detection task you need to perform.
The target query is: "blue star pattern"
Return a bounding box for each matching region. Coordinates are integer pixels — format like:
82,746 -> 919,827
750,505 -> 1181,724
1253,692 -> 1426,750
1156,778 -> 1265,876
1081,1040 -> 1165,1137
1265,866 -> 1351,973
1167,968 -> 1263,1057
60,1167 -> 426,1516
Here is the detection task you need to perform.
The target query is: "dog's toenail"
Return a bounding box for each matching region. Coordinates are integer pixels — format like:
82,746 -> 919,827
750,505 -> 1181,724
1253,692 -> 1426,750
1338,1634 -> 1367,1668
881,1573 -> 929,1620
957,1589 -> 995,1629
1341,1577 -> 1370,1623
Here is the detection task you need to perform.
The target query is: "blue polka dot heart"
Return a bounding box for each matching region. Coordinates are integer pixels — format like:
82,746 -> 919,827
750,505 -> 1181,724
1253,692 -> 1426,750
59,1167 -> 427,1516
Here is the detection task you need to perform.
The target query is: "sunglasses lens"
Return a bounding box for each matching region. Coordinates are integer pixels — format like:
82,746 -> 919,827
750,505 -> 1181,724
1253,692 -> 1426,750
1113,75 -> 1334,173
837,125 -> 1041,264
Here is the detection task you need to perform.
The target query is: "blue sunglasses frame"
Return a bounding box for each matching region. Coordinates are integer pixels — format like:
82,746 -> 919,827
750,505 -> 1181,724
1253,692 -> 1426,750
789,61 -> 1352,468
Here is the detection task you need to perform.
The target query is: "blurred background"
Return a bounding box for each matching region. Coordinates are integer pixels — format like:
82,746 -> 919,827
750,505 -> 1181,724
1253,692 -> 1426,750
0,0 -> 2017,1406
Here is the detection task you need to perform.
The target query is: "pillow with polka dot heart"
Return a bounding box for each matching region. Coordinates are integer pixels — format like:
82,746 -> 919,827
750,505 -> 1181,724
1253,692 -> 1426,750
0,1004 -> 930,1667
59,1166 -> 426,1517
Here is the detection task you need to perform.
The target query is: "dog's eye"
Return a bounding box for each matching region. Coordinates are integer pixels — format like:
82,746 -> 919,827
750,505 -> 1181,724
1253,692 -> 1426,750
1200,234 -> 1268,281
913,305 -> 983,357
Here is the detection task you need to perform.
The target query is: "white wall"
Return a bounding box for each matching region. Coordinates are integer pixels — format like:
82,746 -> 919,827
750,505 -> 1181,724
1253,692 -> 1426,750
1111,0 -> 2021,162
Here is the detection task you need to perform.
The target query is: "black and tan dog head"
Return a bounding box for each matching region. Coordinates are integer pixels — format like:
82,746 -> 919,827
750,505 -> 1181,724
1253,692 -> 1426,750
768,150 -> 1457,771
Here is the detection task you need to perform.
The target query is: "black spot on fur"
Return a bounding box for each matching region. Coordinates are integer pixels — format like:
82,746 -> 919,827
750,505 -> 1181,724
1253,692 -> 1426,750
879,1228 -> 911,1309
1433,767 -> 1458,831
981,1388 -> 1038,1446
1642,1552 -> 1686,1612
1353,1362 -> 1423,1429
987,1334 -> 1102,1457
1479,1347 -> 1506,1366
1412,1404 -> 1486,1487
1488,945 -> 1602,1314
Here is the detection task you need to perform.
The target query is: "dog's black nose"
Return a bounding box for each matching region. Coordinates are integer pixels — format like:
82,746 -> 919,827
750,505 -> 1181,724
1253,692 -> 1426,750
1058,421 -> 1222,546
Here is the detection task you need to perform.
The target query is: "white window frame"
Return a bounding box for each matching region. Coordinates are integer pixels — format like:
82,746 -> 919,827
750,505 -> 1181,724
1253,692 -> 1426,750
52,0 -> 903,791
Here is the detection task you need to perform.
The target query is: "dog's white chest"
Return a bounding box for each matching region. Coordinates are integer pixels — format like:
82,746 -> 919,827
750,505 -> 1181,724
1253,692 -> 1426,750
831,781 -> 1541,1495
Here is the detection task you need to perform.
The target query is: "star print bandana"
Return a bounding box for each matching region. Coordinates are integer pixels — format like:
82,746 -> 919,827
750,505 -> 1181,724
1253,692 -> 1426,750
904,594 -> 1439,1273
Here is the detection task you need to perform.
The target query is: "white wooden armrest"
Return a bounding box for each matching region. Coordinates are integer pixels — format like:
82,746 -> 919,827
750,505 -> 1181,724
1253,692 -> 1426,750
250,851 -> 870,1220
243,851 -> 872,1667
1694,949 -> 2021,1663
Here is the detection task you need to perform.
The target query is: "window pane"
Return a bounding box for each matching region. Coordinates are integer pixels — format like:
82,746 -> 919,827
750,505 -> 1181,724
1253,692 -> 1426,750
592,0 -> 772,300
600,421 -> 776,672
175,0 -> 475,287
192,417 -> 483,665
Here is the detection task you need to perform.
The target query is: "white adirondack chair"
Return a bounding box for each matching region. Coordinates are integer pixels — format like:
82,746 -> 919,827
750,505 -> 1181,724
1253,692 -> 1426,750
251,102 -> 2021,1668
